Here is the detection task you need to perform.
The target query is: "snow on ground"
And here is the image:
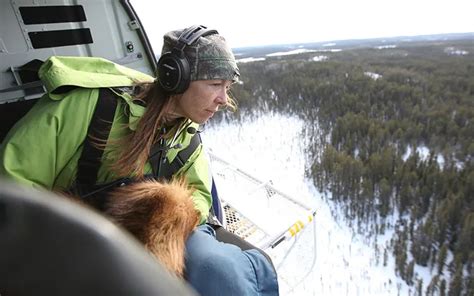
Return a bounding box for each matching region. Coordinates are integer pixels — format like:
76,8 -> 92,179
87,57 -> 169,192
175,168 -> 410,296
402,145 -> 430,161
202,112 -> 422,295
266,48 -> 342,57
237,57 -> 266,63
364,71 -> 382,80
402,145 -> 466,170
375,45 -> 397,49
266,49 -> 320,57
444,47 -> 469,56
312,55 -> 328,62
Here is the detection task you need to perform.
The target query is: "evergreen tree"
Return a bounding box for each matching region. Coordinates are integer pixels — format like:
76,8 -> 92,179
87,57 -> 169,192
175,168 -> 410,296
448,264 -> 463,296
438,244 -> 448,275
439,279 -> 447,296
417,278 -> 423,296
426,275 -> 440,296
406,260 -> 415,285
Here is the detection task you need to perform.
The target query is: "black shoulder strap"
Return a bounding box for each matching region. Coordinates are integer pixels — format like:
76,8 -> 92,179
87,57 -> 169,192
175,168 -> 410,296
151,132 -> 201,180
75,88 -> 200,197
76,88 -> 118,187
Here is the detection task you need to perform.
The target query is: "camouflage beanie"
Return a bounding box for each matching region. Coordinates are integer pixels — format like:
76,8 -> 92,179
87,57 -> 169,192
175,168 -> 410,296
161,28 -> 240,82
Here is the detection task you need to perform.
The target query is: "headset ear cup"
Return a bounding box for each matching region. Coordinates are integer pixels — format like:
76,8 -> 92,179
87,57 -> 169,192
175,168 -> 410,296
175,59 -> 190,94
157,53 -> 190,94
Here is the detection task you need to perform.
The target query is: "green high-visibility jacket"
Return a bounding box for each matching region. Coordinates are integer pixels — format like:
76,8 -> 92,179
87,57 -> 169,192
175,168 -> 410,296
0,56 -> 212,223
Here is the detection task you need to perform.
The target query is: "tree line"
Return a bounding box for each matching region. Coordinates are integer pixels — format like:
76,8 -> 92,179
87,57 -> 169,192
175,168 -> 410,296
227,39 -> 474,295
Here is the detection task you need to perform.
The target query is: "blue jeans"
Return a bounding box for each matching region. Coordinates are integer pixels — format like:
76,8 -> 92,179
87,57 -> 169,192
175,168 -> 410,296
185,224 -> 279,295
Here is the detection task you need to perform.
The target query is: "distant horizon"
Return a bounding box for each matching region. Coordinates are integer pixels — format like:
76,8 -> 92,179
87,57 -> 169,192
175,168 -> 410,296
229,31 -> 474,49
152,31 -> 474,59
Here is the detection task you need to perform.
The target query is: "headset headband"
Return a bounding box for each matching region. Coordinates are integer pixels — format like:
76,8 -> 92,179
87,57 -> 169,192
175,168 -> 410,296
157,25 -> 219,94
175,25 -> 218,50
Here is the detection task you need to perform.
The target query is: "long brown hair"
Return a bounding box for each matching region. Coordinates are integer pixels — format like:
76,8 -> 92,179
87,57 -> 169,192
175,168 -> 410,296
111,82 -> 172,178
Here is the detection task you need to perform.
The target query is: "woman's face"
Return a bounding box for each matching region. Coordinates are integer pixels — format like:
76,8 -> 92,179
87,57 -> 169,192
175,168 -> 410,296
170,79 -> 232,124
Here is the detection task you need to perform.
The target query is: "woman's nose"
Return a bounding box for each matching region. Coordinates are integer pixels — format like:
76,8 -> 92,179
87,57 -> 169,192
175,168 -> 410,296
215,87 -> 228,105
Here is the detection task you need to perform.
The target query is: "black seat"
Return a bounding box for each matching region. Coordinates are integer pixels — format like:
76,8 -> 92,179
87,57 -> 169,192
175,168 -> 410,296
0,179 -> 197,296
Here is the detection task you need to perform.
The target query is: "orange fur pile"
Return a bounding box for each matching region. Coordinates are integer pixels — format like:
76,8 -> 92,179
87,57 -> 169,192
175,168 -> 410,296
104,179 -> 200,277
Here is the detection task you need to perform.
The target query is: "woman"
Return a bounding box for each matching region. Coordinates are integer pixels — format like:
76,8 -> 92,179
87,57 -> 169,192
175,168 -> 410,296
0,26 -> 279,295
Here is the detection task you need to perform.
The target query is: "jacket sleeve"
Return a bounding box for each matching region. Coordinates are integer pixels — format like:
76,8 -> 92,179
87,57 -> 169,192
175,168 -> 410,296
0,88 -> 98,190
178,143 -> 213,225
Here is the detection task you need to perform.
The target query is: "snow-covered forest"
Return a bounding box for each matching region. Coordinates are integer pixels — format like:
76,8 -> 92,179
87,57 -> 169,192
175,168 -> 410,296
205,36 -> 474,295
204,112 -> 433,295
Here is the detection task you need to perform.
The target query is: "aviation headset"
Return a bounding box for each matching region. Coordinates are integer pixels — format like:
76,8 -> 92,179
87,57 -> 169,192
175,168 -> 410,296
157,25 -> 218,94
